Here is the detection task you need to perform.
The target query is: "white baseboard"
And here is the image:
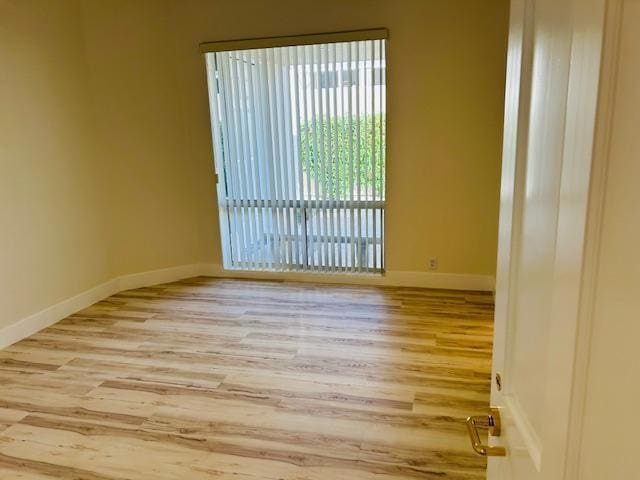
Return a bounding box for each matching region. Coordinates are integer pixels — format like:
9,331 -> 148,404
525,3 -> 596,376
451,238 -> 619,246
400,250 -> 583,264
200,263 -> 495,292
0,262 -> 494,351
0,263 -> 206,350
116,263 -> 205,291
384,270 -> 495,291
0,279 -> 118,350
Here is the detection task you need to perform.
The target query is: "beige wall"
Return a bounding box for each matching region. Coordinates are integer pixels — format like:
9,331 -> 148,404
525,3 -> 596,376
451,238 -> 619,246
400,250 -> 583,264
80,0 -> 208,278
579,1 -> 640,476
0,0 -> 110,329
1,0 -> 508,333
81,0 -> 509,277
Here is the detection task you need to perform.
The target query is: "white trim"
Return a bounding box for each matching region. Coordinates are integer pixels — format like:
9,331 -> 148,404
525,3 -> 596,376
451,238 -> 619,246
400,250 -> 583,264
0,263 -> 206,351
564,0 -> 623,477
0,279 -> 117,351
117,264 -> 205,291
0,262 -> 494,351
202,263 -> 495,291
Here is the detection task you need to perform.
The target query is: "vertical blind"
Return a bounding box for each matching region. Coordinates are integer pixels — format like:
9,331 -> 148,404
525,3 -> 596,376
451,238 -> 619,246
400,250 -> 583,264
204,38 -> 386,273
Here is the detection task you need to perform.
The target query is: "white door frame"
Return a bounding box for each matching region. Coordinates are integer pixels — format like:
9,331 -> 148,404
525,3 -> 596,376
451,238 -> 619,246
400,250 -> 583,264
563,0 -> 623,476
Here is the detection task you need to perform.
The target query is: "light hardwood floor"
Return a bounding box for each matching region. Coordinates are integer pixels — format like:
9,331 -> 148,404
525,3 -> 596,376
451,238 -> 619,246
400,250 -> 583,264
0,277 -> 494,479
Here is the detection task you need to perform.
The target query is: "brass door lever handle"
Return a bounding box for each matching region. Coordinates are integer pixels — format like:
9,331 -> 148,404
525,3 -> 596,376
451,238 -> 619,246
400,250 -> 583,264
465,407 -> 507,456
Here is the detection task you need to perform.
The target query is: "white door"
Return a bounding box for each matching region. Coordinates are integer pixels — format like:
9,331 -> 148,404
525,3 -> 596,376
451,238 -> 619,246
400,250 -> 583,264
482,0 -> 609,478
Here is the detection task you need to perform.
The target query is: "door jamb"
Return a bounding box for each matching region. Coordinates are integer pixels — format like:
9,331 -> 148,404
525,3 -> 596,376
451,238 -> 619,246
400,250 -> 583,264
564,0 -> 623,477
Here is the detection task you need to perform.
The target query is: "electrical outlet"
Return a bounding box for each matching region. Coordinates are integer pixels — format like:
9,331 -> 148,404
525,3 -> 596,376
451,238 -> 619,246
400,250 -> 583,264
428,257 -> 438,270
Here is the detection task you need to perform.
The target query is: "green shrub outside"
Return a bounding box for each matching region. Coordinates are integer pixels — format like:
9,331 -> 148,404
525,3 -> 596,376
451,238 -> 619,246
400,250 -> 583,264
299,115 -> 385,198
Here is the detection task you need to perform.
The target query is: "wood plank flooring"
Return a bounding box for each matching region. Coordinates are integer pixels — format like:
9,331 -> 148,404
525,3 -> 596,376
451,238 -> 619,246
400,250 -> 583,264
0,277 -> 494,479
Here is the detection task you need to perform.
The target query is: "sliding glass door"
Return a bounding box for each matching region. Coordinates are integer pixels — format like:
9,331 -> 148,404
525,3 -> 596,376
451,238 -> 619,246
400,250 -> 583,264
205,38 -> 386,273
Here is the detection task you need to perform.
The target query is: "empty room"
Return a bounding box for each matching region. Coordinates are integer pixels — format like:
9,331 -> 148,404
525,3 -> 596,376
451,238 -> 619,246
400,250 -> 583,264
1,0 -> 638,479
